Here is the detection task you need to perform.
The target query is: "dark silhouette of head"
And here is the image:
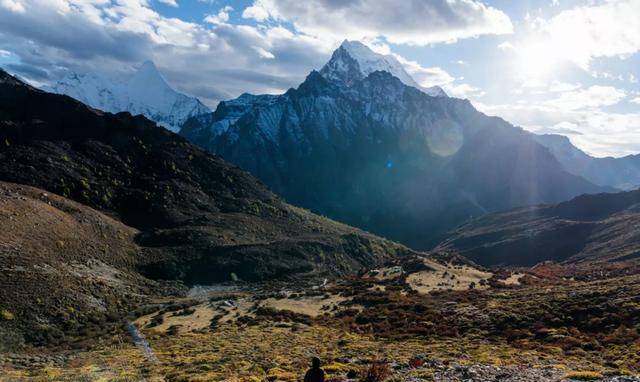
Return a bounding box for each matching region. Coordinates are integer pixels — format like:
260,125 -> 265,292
312,357 -> 321,369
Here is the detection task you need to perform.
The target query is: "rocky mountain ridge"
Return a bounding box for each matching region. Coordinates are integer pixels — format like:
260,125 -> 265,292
181,43 -> 610,249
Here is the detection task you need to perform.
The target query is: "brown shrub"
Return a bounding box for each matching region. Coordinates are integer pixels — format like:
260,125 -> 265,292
408,357 -> 424,369
602,326 -> 640,345
360,361 -> 391,382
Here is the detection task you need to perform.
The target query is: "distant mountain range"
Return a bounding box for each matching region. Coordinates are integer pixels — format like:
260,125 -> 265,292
181,40 -> 610,249
46,61 -> 210,132
534,133 -> 640,191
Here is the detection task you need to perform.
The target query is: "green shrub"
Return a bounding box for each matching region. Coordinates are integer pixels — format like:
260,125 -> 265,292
0,309 -> 14,321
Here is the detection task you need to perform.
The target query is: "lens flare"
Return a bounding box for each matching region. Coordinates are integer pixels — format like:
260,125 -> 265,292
426,119 -> 464,157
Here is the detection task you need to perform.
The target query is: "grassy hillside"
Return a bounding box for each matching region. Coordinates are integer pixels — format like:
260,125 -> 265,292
0,181 -> 154,348
0,69 -> 414,347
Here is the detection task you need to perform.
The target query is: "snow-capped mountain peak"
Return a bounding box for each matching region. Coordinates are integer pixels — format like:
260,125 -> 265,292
320,40 -> 446,97
128,60 -> 172,93
49,71 -> 116,109
47,61 -> 210,132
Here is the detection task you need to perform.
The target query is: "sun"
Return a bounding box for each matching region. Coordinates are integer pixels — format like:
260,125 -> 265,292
515,39 -> 560,79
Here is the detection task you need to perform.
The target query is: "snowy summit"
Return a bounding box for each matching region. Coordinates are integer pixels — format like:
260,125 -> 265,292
47,61 -> 210,132
320,40 -> 446,97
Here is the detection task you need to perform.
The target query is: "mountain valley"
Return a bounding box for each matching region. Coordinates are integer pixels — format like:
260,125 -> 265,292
0,69 -> 416,349
1,36 -> 640,382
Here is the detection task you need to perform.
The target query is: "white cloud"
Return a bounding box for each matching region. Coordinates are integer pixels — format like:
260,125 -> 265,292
532,0 -> 640,69
396,56 -> 454,87
548,81 -> 582,93
0,0 -> 25,13
204,6 -> 233,25
591,71 -> 616,80
0,0 -> 335,105
631,97 -> 640,105
242,3 -> 270,21
498,41 -> 514,50
242,0 -> 513,45
520,78 -> 545,89
478,101 -> 640,157
549,85 -> 625,111
476,84 -> 634,157
393,53 -> 483,98
253,46 -> 275,59
157,0 -> 178,7
568,112 -> 640,157
446,82 -> 485,99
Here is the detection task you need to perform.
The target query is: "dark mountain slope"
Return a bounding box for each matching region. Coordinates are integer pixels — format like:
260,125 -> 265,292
435,189 -> 640,267
0,69 -> 411,285
182,68 -> 609,249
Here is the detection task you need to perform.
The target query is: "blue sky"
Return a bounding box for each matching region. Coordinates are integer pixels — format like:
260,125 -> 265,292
0,0 -> 638,157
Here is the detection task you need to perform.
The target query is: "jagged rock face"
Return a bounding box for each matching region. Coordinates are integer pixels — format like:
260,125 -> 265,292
534,133 -> 640,191
0,69 -> 412,285
182,69 -> 608,249
46,61 -> 210,132
320,43 -> 365,87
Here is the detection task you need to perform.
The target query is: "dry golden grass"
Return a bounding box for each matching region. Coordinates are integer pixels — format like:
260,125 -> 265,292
4,251 -> 640,381
562,370 -> 604,380
406,259 -> 493,293
261,294 -> 349,317
5,321 -> 638,381
136,305 -> 217,334
498,272 -> 525,286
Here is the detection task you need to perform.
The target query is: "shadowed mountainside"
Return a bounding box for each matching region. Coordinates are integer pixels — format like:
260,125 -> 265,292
182,50 -> 610,250
436,189 -> 640,267
0,69 -> 412,285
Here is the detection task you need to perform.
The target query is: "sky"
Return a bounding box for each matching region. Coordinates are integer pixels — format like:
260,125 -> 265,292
0,0 -> 638,158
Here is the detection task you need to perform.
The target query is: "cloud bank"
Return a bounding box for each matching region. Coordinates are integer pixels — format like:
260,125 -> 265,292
0,0 -> 510,106
242,0 -> 513,45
